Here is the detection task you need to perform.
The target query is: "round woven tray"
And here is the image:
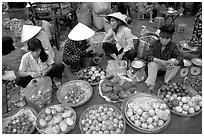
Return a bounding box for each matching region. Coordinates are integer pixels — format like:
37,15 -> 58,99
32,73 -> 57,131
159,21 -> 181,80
36,104 -> 76,134
79,104 -> 126,134
2,106 -> 38,134
76,66 -> 105,86
98,76 -> 137,103
122,93 -> 171,134
158,85 -> 202,117
57,80 -> 93,107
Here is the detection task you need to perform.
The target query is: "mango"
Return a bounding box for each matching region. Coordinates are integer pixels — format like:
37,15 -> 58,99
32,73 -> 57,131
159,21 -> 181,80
59,120 -> 68,132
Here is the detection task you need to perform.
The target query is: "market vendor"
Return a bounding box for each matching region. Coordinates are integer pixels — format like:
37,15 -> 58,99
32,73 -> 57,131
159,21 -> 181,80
63,22 -> 95,75
102,12 -> 137,62
15,38 -> 65,88
21,25 -> 55,59
30,14 -> 52,40
145,24 -> 184,91
2,36 -> 27,79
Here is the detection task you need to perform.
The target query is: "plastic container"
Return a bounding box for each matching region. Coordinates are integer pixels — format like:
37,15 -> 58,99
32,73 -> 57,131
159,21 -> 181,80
103,17 -> 112,33
92,12 -> 104,30
76,9 -> 92,27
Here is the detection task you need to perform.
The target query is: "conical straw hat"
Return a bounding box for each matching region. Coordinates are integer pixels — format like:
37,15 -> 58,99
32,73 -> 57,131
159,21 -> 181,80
106,12 -> 127,25
21,25 -> 42,42
68,22 -> 95,41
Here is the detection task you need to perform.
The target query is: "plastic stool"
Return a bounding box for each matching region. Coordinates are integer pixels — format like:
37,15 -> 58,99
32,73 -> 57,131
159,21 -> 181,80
153,17 -> 165,28
177,23 -> 187,33
138,12 -> 144,20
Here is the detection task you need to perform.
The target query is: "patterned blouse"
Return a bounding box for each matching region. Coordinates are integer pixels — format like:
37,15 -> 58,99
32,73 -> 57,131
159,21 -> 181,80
63,39 -> 88,74
146,40 -> 184,66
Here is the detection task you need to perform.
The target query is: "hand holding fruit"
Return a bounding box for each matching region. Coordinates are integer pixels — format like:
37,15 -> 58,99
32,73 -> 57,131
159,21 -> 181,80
30,71 -> 41,78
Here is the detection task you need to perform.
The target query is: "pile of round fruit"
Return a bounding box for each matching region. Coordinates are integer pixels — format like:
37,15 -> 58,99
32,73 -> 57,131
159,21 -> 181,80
77,66 -> 106,85
183,75 -> 202,96
158,82 -> 202,116
80,104 -> 126,134
57,80 -> 93,107
3,108 -> 37,134
124,93 -> 170,133
63,84 -> 85,105
99,75 -> 137,102
36,104 -> 76,134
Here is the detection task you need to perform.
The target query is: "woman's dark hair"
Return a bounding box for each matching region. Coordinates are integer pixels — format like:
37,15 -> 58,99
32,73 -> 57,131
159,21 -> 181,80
159,24 -> 175,39
2,36 -> 15,55
27,38 -> 48,62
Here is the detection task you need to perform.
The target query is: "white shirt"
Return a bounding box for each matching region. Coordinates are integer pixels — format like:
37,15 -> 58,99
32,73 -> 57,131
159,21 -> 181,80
103,26 -> 134,52
19,52 -> 54,74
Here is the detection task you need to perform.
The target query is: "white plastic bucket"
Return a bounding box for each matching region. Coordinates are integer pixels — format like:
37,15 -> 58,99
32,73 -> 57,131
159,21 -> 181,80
76,9 -> 92,27
92,12 -> 104,30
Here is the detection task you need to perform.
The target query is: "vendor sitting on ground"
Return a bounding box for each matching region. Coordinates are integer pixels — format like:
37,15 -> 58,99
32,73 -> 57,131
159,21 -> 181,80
15,38 -> 64,88
145,24 -> 184,91
63,22 -> 95,75
102,12 -> 137,62
2,36 -> 27,79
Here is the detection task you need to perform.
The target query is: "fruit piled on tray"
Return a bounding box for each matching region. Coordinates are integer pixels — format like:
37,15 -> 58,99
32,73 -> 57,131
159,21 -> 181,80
80,104 -> 126,134
158,82 -> 202,116
63,84 -> 85,105
77,66 -> 106,85
57,80 -> 93,107
36,105 -> 76,134
126,97 -> 170,132
183,76 -> 202,95
3,113 -> 35,134
100,75 -> 137,102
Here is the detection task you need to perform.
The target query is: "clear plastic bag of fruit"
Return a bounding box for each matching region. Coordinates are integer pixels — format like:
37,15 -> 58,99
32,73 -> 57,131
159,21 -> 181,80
23,76 -> 53,108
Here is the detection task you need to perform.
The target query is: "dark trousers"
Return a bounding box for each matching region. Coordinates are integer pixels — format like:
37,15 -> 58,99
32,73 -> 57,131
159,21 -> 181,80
102,42 -> 137,62
15,63 -> 65,88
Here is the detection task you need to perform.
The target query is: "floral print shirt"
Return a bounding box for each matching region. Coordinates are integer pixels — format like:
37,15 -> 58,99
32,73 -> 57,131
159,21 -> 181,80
63,39 -> 88,74
146,40 -> 184,66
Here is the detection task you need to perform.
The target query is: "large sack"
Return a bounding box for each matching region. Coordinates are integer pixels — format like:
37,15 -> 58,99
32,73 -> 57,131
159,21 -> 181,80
24,76 -> 53,108
91,2 -> 111,14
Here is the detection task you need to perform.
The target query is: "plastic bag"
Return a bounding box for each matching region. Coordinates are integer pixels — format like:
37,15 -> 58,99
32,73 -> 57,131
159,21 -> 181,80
2,71 -> 16,81
24,76 -> 53,108
106,60 -> 127,76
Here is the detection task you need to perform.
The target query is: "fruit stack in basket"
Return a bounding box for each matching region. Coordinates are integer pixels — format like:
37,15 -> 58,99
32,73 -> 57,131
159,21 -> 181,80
36,104 -> 76,134
158,82 -> 202,116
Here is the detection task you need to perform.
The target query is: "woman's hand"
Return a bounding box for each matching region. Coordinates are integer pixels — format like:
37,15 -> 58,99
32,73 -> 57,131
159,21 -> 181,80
30,72 -> 41,78
159,59 -> 168,66
167,58 -> 178,65
118,52 -> 125,60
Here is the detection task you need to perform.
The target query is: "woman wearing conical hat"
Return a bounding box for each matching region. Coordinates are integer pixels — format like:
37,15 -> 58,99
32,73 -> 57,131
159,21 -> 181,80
21,25 -> 55,59
62,22 -> 95,75
102,12 -> 137,62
